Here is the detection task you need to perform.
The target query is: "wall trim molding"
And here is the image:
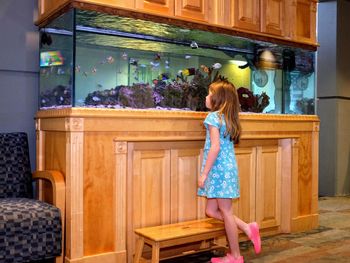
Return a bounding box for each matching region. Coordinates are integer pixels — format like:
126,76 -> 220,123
0,68 -> 39,75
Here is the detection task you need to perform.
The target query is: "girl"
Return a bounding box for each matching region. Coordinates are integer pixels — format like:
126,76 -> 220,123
198,80 -> 261,263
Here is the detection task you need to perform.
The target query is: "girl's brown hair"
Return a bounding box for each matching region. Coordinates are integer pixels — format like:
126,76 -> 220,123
208,80 -> 241,143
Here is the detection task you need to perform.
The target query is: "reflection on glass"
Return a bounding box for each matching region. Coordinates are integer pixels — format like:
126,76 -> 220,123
38,9 -> 316,114
39,10 -> 73,109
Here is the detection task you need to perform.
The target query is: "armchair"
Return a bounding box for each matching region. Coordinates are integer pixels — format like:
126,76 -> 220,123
0,132 -> 65,263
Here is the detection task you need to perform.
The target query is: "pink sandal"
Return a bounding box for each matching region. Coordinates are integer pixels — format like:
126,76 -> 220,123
248,222 -> 261,254
211,254 -> 244,263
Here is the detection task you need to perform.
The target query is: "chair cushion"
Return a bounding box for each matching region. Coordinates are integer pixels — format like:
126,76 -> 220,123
0,198 -> 62,262
0,133 -> 32,198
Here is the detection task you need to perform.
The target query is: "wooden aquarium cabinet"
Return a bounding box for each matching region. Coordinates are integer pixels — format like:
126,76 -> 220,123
36,108 -> 319,263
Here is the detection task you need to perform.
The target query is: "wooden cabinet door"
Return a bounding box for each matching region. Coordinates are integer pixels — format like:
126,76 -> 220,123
175,0 -> 210,22
234,147 -> 257,223
232,0 -> 260,32
288,0 -> 317,43
131,146 -> 172,228
128,143 -> 171,263
261,0 -> 286,36
170,145 -> 205,223
136,0 -> 174,16
255,145 -> 282,229
130,141 -> 204,227
208,0 -> 232,25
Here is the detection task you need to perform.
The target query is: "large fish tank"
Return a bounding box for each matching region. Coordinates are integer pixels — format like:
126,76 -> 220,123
39,9 -> 316,114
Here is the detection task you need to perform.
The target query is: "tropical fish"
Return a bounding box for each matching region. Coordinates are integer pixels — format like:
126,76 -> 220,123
154,53 -> 161,61
150,61 -> 160,67
91,67 -> 97,74
75,65 -> 81,72
212,63 -> 222,69
178,68 -> 195,76
201,65 -> 209,73
185,55 -> 191,59
129,58 -> 138,66
57,68 -> 65,75
106,56 -> 114,64
158,73 -> 170,80
190,41 -> 198,49
121,52 -> 128,60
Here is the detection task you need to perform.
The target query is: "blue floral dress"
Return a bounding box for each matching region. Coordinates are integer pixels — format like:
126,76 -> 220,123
197,111 -> 240,199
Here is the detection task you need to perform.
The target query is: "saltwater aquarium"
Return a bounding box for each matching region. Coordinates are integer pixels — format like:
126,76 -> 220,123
39,9 -> 316,114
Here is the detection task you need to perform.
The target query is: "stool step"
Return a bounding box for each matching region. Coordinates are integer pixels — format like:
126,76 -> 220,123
134,218 -> 226,263
135,218 -> 225,242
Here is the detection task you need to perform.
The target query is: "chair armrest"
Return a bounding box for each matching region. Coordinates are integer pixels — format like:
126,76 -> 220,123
32,170 -> 65,214
33,170 -> 65,263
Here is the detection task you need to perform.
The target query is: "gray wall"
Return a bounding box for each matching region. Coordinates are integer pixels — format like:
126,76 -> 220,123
318,0 -> 350,196
0,0 -> 39,170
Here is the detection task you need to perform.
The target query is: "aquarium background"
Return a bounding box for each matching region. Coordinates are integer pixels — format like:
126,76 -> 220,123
39,9 -> 315,114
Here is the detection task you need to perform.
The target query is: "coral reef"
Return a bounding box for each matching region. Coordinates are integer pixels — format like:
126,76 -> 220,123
83,64 -> 224,111
237,87 -> 270,113
40,85 -> 71,107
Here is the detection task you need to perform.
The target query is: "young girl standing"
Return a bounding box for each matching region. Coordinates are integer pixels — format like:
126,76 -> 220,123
198,80 -> 261,263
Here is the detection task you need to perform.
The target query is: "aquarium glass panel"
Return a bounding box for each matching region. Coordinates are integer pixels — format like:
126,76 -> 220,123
39,9 -> 316,114
39,10 -> 74,109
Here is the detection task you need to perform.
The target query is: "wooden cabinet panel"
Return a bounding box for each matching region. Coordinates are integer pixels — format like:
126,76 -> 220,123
136,0 -> 174,16
132,149 -> 172,228
171,147 -> 205,222
130,141 -> 205,228
175,0 -> 209,22
261,0 -> 286,36
232,0 -> 260,32
256,145 -> 281,229
288,0 -> 317,43
234,147 -> 257,223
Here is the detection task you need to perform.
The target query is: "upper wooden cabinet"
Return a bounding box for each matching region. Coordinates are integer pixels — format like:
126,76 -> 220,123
38,0 -> 134,21
287,0 -> 317,44
175,0 -> 210,23
136,0 -> 174,16
232,0 -> 261,32
37,0 -> 318,48
261,0 -> 286,36
231,0 -> 317,42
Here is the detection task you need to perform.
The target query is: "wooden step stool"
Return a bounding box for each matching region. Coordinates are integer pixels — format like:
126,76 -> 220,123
134,218 -> 226,263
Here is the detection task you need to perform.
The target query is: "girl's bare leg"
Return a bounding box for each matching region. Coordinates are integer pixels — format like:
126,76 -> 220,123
217,198 -> 241,259
206,198 -> 250,237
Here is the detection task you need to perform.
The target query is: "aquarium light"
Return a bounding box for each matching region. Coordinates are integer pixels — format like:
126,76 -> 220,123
230,55 -> 248,66
41,28 -> 73,36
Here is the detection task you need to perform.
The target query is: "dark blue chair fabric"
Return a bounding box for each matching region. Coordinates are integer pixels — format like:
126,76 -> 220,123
0,133 -> 32,198
0,133 -> 62,263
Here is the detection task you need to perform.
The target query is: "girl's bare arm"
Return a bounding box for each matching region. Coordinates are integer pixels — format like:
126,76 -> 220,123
198,125 -> 220,188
